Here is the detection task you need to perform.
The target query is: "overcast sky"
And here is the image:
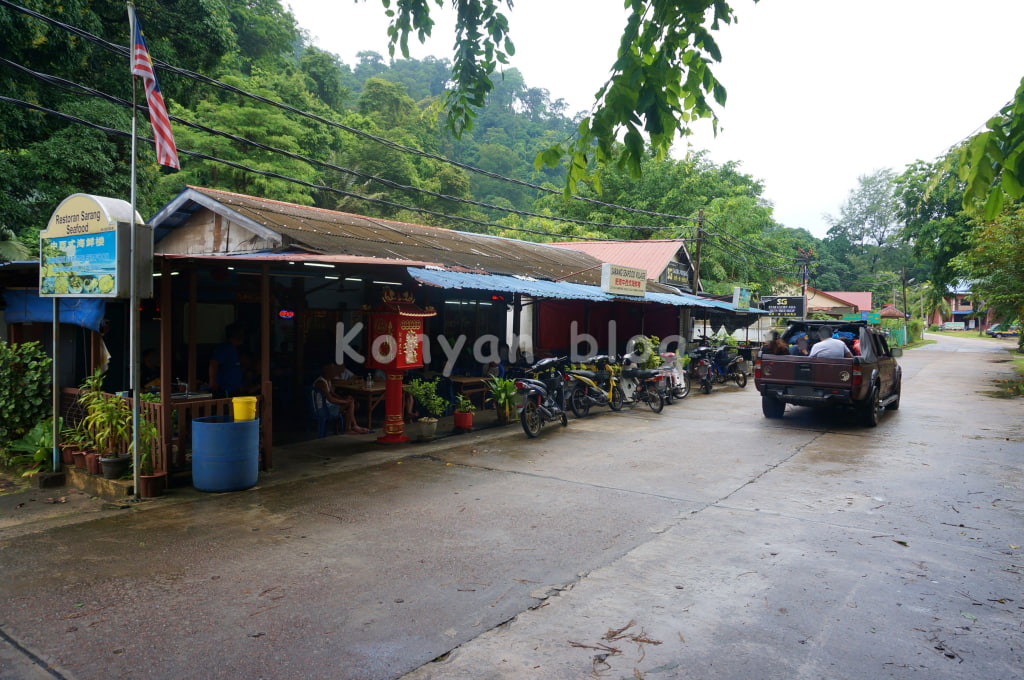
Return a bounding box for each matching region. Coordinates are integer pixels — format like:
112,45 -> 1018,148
287,0 -> 1024,238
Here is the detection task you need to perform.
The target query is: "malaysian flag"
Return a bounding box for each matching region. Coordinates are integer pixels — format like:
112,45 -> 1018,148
129,5 -> 179,170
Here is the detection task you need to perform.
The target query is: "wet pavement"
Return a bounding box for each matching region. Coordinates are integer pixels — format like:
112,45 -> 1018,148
1,333 -> 1021,680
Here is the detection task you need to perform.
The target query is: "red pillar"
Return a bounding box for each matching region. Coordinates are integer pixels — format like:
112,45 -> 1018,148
376,372 -> 409,444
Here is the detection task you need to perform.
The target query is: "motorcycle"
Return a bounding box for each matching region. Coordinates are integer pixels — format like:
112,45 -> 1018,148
657,352 -> 691,404
711,346 -> 748,388
566,354 -> 624,417
618,354 -> 665,413
689,337 -> 746,392
515,356 -> 571,437
688,339 -> 717,394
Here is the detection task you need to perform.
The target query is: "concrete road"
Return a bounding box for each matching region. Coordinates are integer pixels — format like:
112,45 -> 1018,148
1,334 -> 1020,680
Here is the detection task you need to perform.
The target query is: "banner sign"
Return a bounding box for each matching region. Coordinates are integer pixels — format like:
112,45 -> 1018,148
732,286 -> 751,310
600,262 -> 647,297
760,296 -> 806,317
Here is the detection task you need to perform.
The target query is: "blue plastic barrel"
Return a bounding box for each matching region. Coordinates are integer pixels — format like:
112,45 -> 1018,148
192,416 -> 259,492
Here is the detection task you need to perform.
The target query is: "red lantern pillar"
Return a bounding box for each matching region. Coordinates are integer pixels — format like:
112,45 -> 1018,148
365,289 -> 436,444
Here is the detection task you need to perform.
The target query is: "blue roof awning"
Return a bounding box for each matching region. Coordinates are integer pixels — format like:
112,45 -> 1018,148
407,267 -> 767,313
408,267 -> 717,306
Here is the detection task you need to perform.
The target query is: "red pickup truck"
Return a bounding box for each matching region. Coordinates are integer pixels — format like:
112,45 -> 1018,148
753,321 -> 903,426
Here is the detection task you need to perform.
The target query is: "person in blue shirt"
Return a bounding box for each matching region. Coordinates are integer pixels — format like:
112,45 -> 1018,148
209,323 -> 244,398
788,333 -> 809,356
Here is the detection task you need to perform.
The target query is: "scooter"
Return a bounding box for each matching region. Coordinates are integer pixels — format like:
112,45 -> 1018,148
566,355 -> 624,417
515,356 -> 571,437
618,354 -> 665,413
711,346 -> 747,388
657,352 -> 691,404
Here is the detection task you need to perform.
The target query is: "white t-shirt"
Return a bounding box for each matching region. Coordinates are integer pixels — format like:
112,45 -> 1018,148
809,337 -> 850,358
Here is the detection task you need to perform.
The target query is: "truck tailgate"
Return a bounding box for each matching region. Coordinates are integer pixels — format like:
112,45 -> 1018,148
757,356 -> 858,399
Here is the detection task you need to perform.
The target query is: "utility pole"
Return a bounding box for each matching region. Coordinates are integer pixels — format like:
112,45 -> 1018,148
692,209 -> 704,295
797,247 -> 812,321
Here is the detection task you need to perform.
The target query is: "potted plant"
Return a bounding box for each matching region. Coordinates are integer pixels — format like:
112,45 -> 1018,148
79,369 -> 132,478
59,422 -> 88,467
485,376 -> 518,424
404,378 -> 447,441
135,412 -> 165,498
452,393 -> 475,431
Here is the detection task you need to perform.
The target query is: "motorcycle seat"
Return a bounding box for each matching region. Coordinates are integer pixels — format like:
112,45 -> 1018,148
569,369 -> 599,380
623,368 -> 660,379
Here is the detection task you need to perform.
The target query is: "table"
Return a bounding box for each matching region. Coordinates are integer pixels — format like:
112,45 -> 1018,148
448,375 -> 489,407
332,380 -> 386,431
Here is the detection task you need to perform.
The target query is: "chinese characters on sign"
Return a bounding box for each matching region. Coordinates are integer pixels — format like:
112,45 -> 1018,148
600,263 -> 647,297
39,194 -> 151,299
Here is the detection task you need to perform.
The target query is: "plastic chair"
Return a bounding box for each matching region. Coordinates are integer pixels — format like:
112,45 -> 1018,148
309,385 -> 343,438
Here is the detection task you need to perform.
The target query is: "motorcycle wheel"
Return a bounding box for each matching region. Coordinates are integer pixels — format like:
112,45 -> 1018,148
560,411 -> 568,427
645,384 -> 664,413
676,373 -> 691,399
609,385 -> 625,411
569,387 -> 590,418
520,401 -> 543,438
663,386 -> 674,405
701,377 -> 712,395
733,371 -> 748,388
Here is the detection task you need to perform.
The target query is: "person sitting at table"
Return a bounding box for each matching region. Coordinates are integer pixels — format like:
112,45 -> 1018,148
313,363 -> 369,434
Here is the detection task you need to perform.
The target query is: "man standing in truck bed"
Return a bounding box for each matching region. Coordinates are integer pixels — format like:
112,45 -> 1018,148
808,325 -> 852,359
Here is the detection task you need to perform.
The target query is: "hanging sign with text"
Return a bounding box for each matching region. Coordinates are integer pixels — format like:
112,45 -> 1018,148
39,194 -> 152,299
760,296 -> 806,317
600,263 -> 647,297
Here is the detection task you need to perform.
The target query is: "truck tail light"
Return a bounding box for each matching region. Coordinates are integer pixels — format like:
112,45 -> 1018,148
852,367 -> 862,387
753,358 -> 761,380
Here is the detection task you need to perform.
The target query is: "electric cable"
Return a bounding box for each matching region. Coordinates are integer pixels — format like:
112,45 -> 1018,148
0,94 -> 644,243
0,0 -> 702,226
1,56 -> 706,238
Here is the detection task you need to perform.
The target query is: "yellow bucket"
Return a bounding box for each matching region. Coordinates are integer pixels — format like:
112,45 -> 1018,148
232,396 -> 258,421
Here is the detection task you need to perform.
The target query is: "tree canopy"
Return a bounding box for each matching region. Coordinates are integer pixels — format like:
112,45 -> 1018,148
2,0 -> 1021,322
381,0 -> 746,192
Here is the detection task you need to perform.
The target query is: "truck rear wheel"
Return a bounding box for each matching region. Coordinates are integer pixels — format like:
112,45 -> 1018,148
762,394 -> 785,419
861,385 -> 881,427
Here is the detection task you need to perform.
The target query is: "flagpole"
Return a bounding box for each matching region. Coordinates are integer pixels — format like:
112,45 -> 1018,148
128,2 -> 141,498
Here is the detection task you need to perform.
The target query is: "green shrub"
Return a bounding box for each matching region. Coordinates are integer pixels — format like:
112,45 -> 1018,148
405,378 -> 447,420
0,341 -> 52,445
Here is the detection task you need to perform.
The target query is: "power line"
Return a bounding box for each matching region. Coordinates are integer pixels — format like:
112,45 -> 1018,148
0,94 -> 642,243
0,0 -> 702,227
1,0 -> 804,283
1,57 -> 693,235
2,91 -> 801,280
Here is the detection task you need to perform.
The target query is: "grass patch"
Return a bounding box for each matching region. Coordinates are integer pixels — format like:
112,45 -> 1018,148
991,349 -> 1024,397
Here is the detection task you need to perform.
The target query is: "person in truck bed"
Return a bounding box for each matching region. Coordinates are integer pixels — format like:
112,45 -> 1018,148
808,325 -> 853,358
763,331 -> 790,355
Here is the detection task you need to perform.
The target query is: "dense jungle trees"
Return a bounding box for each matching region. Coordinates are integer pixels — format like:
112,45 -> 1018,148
1,0 -> 1021,316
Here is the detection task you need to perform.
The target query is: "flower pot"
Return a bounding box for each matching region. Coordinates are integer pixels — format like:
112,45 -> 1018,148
453,411 -> 473,431
60,445 -> 75,466
99,455 -> 131,480
495,405 -> 513,425
137,472 -> 166,498
85,452 -> 102,475
71,450 -> 87,470
416,418 -> 438,442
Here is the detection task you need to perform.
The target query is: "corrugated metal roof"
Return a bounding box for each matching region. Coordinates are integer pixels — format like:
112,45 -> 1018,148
550,239 -> 688,278
153,187 -> 612,285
